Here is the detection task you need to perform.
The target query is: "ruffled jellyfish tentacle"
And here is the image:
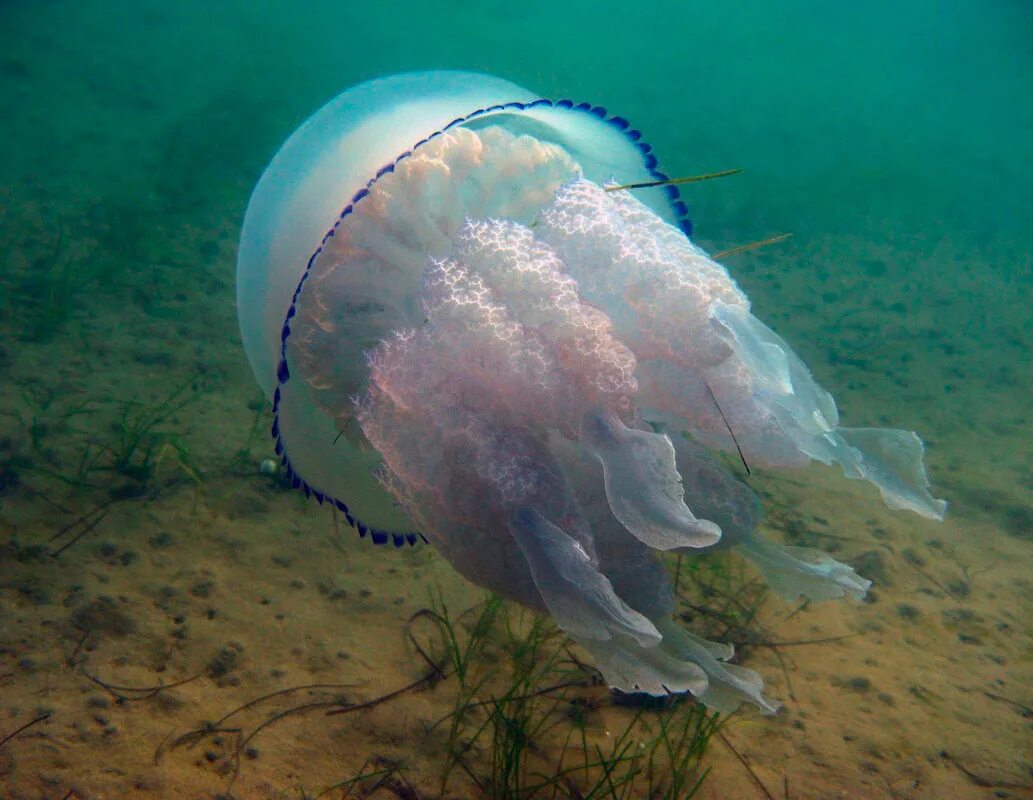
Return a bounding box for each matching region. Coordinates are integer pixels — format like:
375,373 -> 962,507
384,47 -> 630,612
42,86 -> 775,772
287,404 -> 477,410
579,411 -> 722,550
836,427 -> 947,520
708,302 -> 946,519
735,536 -> 871,602
508,507 -> 661,647
653,618 -> 781,715
569,568 -> 778,710
577,632 -> 709,696
664,424 -> 760,551
665,426 -> 872,601
578,504 -> 775,711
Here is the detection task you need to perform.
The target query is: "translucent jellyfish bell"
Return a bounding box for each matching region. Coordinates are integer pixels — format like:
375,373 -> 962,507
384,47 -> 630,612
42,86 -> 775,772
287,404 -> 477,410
237,71 -> 683,538
236,71 -> 946,714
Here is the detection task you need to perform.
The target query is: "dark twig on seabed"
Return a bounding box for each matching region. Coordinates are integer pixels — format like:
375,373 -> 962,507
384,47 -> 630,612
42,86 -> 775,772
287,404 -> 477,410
0,713 -> 51,750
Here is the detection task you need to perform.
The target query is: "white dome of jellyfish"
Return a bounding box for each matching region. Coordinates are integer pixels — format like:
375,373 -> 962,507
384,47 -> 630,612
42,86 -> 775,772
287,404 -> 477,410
236,71 -> 947,716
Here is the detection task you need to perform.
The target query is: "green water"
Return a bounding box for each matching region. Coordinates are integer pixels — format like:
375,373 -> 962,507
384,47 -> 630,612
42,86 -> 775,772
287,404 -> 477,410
1,2 -> 1030,798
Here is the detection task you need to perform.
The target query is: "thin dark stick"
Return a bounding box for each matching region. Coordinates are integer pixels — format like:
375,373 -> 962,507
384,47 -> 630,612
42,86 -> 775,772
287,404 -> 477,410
0,713 -> 51,750
717,730 -> 776,800
983,691 -> 1033,718
704,381 -> 750,476
731,633 -> 858,649
50,505 -> 113,557
779,601 -> 809,624
163,725 -> 242,757
184,683 -> 361,738
405,609 -> 446,663
771,647 -> 796,701
605,168 -> 742,192
940,750 -> 1033,790
902,556 -> 964,603
713,233 -> 792,260
66,630 -> 90,668
325,671 -> 439,717
242,701 -> 342,748
18,482 -> 75,514
82,667 -> 202,701
153,729 -> 178,765
48,499 -> 113,542
227,701 -> 344,789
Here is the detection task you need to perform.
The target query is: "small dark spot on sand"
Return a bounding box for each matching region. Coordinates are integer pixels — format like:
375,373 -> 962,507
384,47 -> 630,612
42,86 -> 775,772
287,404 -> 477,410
190,581 -> 213,598
844,676 -> 871,692
207,642 -> 243,678
72,596 -> 137,638
17,579 -> 51,606
852,550 -> 890,586
896,604 -> 920,621
901,548 -> 925,567
134,350 -> 174,368
942,608 -> 980,625
946,579 -> 970,598
1002,505 -> 1032,541
154,692 -> 185,713
14,543 -> 48,564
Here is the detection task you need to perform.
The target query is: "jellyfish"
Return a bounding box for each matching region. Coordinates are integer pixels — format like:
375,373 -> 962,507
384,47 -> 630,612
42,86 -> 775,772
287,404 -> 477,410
236,71 -> 946,715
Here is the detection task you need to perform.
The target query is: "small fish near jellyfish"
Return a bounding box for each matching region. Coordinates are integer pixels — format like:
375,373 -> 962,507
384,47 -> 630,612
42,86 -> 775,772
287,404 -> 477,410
236,71 -> 946,714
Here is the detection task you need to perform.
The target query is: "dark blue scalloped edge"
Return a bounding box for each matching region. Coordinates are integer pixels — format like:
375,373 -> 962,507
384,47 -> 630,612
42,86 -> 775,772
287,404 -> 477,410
270,96 -> 693,548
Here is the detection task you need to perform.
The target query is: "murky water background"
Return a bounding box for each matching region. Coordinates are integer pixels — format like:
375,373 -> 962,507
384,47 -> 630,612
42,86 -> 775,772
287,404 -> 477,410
1,2 -> 1030,798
